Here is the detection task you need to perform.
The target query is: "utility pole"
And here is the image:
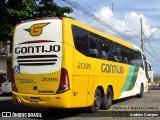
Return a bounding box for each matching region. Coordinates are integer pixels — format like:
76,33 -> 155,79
140,17 -> 144,53
112,3 -> 113,12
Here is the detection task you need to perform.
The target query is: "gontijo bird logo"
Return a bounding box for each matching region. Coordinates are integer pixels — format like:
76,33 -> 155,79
24,22 -> 50,36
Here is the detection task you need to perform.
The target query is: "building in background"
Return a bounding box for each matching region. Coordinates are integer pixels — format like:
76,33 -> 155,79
0,41 -> 12,87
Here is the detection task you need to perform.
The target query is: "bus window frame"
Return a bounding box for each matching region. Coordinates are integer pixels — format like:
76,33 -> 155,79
72,25 -> 144,68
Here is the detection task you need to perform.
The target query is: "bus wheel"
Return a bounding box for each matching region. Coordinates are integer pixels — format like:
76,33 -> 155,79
101,87 -> 113,110
136,84 -> 144,98
87,88 -> 101,112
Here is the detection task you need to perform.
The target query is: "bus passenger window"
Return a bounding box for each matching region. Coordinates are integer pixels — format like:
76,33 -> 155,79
101,40 -> 110,59
115,45 -> 122,62
89,49 -> 99,58
89,37 -> 99,58
122,48 -> 129,64
89,39 -> 97,49
123,57 -> 128,63
112,45 -> 121,62
135,53 -> 144,69
129,52 -> 136,65
72,25 -> 89,56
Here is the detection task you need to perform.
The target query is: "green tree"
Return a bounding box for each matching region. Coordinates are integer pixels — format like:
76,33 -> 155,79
0,0 -> 9,42
37,0 -> 73,17
0,0 -> 73,42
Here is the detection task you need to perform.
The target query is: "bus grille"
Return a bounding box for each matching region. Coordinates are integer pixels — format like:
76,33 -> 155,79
17,55 -> 57,66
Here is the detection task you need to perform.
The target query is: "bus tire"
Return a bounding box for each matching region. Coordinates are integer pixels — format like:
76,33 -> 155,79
136,84 -> 144,98
101,87 -> 113,110
87,88 -> 101,112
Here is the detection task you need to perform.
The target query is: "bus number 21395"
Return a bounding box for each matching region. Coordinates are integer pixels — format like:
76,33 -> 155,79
77,62 -> 91,69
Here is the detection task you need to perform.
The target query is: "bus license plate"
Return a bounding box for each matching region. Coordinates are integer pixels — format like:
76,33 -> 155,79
30,97 -> 40,102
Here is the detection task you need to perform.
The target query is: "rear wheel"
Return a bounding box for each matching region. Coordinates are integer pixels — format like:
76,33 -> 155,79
87,88 -> 101,112
101,87 -> 113,110
136,84 -> 144,98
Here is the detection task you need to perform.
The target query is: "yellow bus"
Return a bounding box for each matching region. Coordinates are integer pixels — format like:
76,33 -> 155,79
12,17 -> 149,112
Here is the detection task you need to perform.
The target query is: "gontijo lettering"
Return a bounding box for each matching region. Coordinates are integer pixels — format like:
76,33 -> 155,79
101,63 -> 124,74
15,45 -> 60,54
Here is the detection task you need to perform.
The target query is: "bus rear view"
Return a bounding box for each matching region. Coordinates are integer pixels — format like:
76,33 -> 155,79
12,17 -> 71,108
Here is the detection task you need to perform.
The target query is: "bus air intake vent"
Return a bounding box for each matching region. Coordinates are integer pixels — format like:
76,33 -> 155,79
17,55 -> 57,66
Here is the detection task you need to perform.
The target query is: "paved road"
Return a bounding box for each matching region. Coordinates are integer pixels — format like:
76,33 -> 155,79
0,88 -> 160,119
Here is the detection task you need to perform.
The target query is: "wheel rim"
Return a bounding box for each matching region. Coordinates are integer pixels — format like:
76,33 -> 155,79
94,93 -> 101,108
107,90 -> 112,105
141,85 -> 143,94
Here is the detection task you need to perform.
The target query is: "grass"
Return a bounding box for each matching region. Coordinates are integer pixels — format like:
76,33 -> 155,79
154,77 -> 160,81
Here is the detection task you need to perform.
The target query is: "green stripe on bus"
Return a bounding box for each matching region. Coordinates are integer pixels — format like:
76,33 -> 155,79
121,66 -> 139,92
132,47 -> 141,52
127,66 -> 139,91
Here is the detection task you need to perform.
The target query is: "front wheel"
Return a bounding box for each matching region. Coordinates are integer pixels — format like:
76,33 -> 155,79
101,87 -> 113,110
136,84 -> 144,98
87,88 -> 101,112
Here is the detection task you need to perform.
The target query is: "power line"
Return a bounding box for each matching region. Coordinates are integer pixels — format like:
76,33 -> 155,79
136,16 -> 160,61
143,34 -> 160,60
140,18 -> 144,52
145,46 -> 160,49
144,47 -> 160,61
150,61 -> 160,63
144,28 -> 159,43
104,0 -> 160,57
144,41 -> 160,61
62,0 -> 160,62
63,0 -> 140,45
103,0 -> 141,40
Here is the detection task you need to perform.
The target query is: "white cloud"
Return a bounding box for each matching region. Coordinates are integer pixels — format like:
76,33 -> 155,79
76,7 -> 160,43
95,6 -> 113,20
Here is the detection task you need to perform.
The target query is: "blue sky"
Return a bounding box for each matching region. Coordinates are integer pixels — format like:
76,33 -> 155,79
54,0 -> 160,74
111,0 -> 160,27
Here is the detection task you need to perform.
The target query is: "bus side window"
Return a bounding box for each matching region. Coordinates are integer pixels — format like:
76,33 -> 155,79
122,48 -> 129,64
135,52 -> 144,69
129,51 -> 136,65
72,25 -> 89,56
115,45 -> 122,62
113,45 -> 119,61
112,44 -> 121,62
101,39 -> 110,60
129,51 -> 143,68
108,43 -> 113,60
89,36 -> 99,58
